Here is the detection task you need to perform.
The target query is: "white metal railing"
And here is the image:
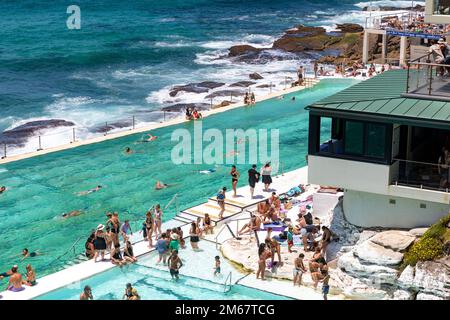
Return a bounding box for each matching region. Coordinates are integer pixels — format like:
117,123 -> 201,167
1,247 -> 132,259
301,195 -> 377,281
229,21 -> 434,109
223,271 -> 233,293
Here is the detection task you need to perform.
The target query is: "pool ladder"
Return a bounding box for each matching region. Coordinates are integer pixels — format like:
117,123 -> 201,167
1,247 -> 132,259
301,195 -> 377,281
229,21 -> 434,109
223,272 -> 232,293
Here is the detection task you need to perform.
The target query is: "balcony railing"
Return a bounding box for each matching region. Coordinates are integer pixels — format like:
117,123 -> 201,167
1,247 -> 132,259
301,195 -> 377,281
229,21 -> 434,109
391,158 -> 450,193
405,54 -> 450,100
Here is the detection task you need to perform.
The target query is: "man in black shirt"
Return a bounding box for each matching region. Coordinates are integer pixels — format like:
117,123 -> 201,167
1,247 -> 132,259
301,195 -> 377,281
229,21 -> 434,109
248,164 -> 260,199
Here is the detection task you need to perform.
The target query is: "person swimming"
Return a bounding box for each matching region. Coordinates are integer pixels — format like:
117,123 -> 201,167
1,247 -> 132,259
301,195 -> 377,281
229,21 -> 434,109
124,147 -> 134,154
146,134 -> 157,142
61,210 -> 83,219
0,186 -> 6,194
155,181 -> 169,190
199,168 -> 216,174
76,185 -> 102,196
21,248 -> 43,261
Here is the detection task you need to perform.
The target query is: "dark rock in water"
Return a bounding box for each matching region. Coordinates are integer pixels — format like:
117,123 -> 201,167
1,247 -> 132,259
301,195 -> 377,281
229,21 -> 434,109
230,81 -> 256,87
91,120 -> 132,133
0,119 -> 76,146
169,81 -> 225,97
228,45 -> 262,57
205,90 -> 245,99
249,73 -> 264,80
336,23 -> 364,33
161,103 -> 210,112
256,84 -> 276,88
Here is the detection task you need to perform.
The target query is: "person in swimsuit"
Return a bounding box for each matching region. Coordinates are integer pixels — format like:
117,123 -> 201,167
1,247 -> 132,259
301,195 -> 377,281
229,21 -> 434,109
123,283 -> 140,300
120,220 -> 133,242
85,230 -> 96,259
237,214 -> 261,236
189,222 -> 200,250
321,271 -> 331,300
76,185 -> 102,196
169,233 -> 180,252
260,162 -> 272,192
312,262 -> 329,289
146,134 -> 157,142
216,187 -> 226,219
321,226 -> 332,256
109,213 -> 121,247
311,247 -> 327,269
80,285 -> 93,300
93,224 -> 107,262
230,165 -> 240,198
287,226 -> 295,253
155,181 -> 169,190
156,233 -> 169,264
154,204 -> 163,239
214,256 -> 221,276
7,266 -> 24,292
123,240 -> 138,263
203,214 -> 213,235
0,265 -> 16,280
145,210 -> 154,248
21,248 -> 43,261
104,226 -> 114,254
168,250 -> 183,281
61,210 -> 83,219
256,244 -> 270,280
248,164 -> 260,199
250,92 -> 256,104
176,227 -> 186,249
293,253 -> 307,286
24,264 -> 36,286
0,186 -> 6,195
124,147 -> 134,155
111,245 -> 126,267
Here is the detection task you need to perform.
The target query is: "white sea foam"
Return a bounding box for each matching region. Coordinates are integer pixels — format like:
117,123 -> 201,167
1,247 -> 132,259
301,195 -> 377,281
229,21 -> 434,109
354,1 -> 425,9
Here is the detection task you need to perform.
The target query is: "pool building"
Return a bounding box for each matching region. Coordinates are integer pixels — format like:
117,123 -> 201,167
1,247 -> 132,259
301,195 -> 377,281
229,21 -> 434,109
307,69 -> 450,228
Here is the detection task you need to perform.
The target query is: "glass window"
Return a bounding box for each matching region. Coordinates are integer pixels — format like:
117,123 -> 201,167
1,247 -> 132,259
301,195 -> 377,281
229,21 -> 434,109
434,0 -> 450,15
366,123 -> 386,158
344,121 -> 364,155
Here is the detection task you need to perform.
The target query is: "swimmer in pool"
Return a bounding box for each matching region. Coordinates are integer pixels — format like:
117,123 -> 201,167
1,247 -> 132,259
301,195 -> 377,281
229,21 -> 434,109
124,147 -> 134,154
146,134 -> 157,142
0,186 -> 6,194
21,248 -> 43,261
76,185 -> 102,196
62,210 -> 83,219
199,168 -> 216,174
155,181 -> 169,190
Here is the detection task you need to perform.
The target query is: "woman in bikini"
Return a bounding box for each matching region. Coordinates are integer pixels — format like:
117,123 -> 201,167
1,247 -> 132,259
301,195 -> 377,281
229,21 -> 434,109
145,210 -> 154,248
154,204 -> 163,239
24,264 -> 36,286
203,213 -> 213,235
189,221 -> 201,250
230,165 -> 240,197
256,243 -> 271,280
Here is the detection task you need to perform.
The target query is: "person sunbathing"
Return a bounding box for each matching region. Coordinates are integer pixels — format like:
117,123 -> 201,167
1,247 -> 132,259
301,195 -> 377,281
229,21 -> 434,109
237,215 -> 261,235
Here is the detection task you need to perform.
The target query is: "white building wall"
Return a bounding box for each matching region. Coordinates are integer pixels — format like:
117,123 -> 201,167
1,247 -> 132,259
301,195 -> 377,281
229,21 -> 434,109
343,190 -> 450,228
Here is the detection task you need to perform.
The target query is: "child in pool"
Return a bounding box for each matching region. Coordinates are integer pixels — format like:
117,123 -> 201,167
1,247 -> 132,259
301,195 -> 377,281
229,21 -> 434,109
214,256 -> 221,276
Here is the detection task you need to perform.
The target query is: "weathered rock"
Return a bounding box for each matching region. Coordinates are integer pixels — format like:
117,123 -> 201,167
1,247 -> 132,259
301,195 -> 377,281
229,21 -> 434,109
393,289 -> 415,300
256,84 -> 275,88
416,292 -> 444,300
169,81 -> 225,97
336,23 -> 364,33
370,230 -> 416,251
398,265 -> 415,288
354,240 -> 404,266
408,227 -> 428,237
333,269 -> 389,300
362,5 -> 424,12
0,119 -> 76,146
228,45 -> 261,57
338,251 -> 398,284
205,90 -> 245,99
356,230 -> 377,244
249,72 -> 264,80
413,259 -> 450,299
229,81 -> 256,87
161,103 -> 210,112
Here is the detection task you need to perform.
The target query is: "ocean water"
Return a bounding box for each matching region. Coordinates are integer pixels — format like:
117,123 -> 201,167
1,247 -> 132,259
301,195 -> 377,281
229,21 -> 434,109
0,79 -> 358,277
0,0 -> 420,154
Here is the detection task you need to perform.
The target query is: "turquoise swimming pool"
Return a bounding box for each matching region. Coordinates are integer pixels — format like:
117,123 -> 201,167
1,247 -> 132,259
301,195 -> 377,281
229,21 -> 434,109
36,241 -> 290,300
0,79 -> 358,277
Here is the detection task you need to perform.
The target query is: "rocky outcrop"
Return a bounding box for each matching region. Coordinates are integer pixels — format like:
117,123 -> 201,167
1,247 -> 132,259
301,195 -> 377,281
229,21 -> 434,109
161,103 -> 210,112
336,23 -> 364,33
169,81 -> 225,97
361,5 -> 424,12
228,45 -> 261,57
0,119 -> 76,146
205,90 -> 245,99
370,230 -> 416,252
249,73 -> 264,80
229,81 -> 256,87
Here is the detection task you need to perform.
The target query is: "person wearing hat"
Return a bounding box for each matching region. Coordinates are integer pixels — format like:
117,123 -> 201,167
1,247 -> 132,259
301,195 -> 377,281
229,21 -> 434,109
93,224 -> 107,262
169,232 -> 179,252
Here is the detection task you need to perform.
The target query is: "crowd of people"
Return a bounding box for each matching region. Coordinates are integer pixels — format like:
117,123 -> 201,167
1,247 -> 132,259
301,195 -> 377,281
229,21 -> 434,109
244,92 -> 256,105
380,13 -> 450,35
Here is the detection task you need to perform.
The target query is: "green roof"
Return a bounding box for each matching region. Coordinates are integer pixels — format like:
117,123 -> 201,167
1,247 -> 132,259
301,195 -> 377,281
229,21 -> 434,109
308,70 -> 450,127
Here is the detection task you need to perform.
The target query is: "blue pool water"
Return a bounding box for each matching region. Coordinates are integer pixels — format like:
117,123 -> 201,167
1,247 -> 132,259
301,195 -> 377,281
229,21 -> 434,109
0,79 -> 357,277
36,241 -> 289,300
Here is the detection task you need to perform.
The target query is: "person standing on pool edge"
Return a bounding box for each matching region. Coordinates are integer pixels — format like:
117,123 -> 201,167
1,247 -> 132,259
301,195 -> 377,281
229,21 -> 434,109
261,162 -> 272,192
217,187 -> 226,219
248,164 -> 260,199
230,165 -> 240,198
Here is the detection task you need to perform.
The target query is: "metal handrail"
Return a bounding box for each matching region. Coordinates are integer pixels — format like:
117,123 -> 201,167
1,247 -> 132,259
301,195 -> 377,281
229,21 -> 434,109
223,271 -> 233,293
48,234 -> 85,267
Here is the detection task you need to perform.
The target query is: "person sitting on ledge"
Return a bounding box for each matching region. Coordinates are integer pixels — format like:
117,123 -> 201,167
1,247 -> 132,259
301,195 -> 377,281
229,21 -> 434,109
237,214 -> 262,236
6,266 -> 24,292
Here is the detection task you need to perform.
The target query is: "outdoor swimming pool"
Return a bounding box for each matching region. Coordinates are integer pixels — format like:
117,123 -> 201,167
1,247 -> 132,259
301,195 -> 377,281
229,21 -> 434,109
0,79 -> 358,277
35,240 -> 289,300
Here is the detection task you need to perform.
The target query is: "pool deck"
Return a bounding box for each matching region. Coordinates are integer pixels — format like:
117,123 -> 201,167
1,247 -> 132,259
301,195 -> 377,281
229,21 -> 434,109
0,166 -> 316,300
0,80 -> 318,165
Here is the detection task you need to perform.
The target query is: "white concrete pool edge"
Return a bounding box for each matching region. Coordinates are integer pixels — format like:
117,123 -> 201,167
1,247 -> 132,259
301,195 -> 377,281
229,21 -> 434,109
0,166 -> 310,300
0,81 -> 319,166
